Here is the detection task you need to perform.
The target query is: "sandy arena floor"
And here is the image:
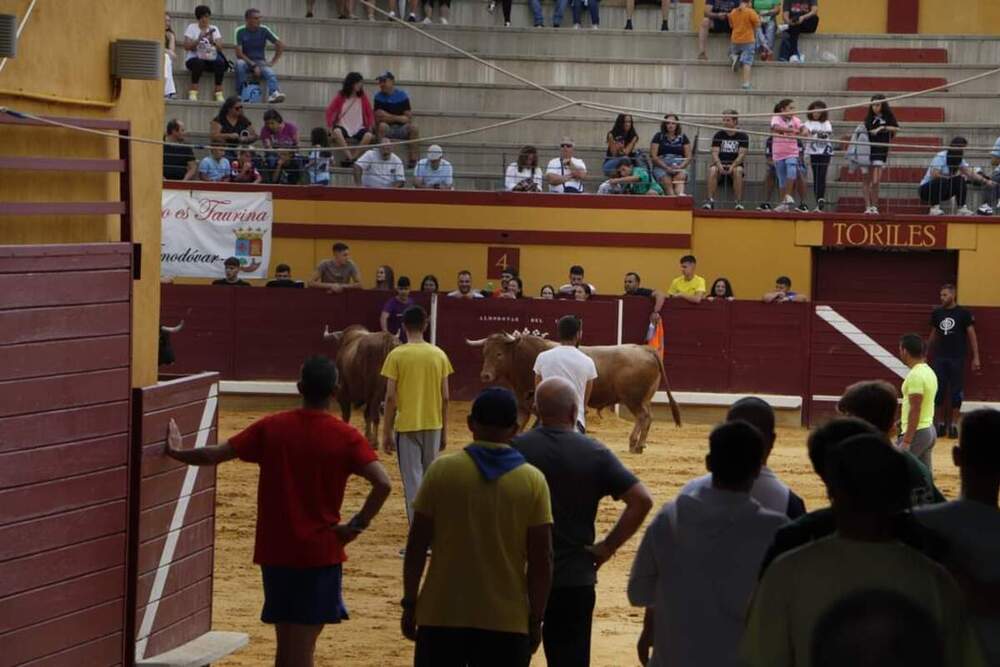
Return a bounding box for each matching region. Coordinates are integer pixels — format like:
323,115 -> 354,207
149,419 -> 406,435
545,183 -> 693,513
212,403 -> 961,667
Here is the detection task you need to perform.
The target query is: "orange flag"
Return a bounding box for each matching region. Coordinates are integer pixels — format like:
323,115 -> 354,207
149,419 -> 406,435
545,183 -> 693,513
647,319 -> 665,360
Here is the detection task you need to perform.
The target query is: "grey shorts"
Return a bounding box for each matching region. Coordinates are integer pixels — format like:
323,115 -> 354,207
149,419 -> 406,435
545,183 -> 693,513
383,123 -> 412,140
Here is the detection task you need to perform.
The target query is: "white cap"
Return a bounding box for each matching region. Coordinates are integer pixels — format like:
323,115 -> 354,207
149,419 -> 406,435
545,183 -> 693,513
427,144 -> 444,159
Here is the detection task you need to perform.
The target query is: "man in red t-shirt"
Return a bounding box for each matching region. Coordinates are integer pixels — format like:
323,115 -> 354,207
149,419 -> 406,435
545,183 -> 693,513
166,355 -> 392,666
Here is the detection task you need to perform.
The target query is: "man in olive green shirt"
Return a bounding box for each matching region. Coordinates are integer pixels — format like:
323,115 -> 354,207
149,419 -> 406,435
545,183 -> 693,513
899,333 -> 939,472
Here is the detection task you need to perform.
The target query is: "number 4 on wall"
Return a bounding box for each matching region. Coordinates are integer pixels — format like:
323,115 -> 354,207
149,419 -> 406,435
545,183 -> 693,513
487,246 -> 520,279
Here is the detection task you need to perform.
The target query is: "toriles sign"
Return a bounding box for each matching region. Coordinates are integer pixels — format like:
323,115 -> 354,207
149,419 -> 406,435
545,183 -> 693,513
823,221 -> 947,249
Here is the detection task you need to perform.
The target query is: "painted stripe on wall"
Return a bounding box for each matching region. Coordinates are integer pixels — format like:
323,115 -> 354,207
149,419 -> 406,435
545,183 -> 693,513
814,305 -> 910,379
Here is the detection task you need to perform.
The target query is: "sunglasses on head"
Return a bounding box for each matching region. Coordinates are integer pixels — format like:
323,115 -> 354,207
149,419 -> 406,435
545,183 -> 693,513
560,143 -> 573,148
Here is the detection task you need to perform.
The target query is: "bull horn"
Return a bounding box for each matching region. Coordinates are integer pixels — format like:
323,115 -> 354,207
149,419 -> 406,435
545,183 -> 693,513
322,326 -> 343,342
466,337 -> 488,347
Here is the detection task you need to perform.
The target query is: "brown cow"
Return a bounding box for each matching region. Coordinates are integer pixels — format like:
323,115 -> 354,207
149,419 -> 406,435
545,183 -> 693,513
323,324 -> 399,447
466,332 -> 681,453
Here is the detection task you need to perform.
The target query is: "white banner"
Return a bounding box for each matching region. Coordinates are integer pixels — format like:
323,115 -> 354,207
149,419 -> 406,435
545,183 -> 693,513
160,190 -> 273,279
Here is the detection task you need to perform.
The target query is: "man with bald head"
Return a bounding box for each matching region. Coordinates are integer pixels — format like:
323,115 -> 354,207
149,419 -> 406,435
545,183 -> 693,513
513,378 -> 653,667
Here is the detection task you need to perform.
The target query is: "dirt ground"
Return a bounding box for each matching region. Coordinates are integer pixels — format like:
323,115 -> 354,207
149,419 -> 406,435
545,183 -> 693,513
212,402 -> 961,667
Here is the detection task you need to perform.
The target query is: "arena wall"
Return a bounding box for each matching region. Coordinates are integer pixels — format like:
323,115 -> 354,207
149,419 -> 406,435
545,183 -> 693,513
0,0 -> 164,388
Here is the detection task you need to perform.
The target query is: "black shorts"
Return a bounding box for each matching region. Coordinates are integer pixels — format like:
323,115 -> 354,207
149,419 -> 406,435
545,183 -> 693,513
710,18 -> 732,33
333,126 -> 370,143
261,564 -> 349,625
930,356 -> 965,407
715,164 -> 742,185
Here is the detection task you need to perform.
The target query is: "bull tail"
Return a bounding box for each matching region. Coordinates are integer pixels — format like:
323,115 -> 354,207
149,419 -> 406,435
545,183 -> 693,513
655,351 -> 682,427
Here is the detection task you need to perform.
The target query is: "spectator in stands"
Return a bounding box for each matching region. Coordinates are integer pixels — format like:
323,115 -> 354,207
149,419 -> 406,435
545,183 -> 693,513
213,256 -> 251,285
261,109 -> 301,184
762,276 -> 807,303
493,0 -> 516,28
899,333 -> 939,472
514,377 -> 652,667
306,127 -> 333,186
778,0 -> 818,63
414,145 -> 454,190
603,115 -> 638,177
624,272 -> 667,324
742,434 -> 982,667
421,275 -> 440,293
599,161 -> 664,196
752,0 -> 779,59
863,94 -> 900,215
326,72 -> 376,166
920,137 -> 993,216
546,138 -> 588,193
527,0 -> 565,28
401,387 -> 552,666
630,420 -> 788,667
501,277 -> 525,299
210,96 -> 257,156
650,114 -> 692,197
540,285 -> 556,299
307,0 -> 358,19
804,100 -> 833,211
381,276 -> 415,341
165,356 -> 391,667
354,141 -> 406,188
915,408 -> 1000,665
837,380 -> 944,506
771,98 -> 808,212
492,268 -> 518,297
728,0 -> 760,91
417,0 -> 451,23
266,263 -> 304,288
682,397 -> 806,518
988,135 -> 1000,214
624,0 -> 676,31
231,148 -> 263,183
374,71 -> 420,168
448,270 -> 484,299
705,110 -> 749,209
234,8 -> 285,103
163,119 -> 198,181
182,5 -> 226,102
570,0 -> 600,31
310,242 -> 362,292
707,277 -> 735,301
573,284 -> 591,301
667,255 -> 707,303
697,0 -> 738,61
198,146 -> 231,182
559,265 -> 596,296
375,265 -> 396,290
164,13 -> 177,98
506,146 -> 544,192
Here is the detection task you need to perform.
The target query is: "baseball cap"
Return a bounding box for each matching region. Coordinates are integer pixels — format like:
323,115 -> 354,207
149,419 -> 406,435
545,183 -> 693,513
376,71 -> 395,81
471,387 -> 519,428
560,136 -> 575,147
427,144 -> 444,159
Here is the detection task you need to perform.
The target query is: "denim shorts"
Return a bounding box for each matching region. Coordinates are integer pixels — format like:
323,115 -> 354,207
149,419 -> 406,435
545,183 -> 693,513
653,156 -> 686,181
774,157 -> 799,189
730,42 -> 755,66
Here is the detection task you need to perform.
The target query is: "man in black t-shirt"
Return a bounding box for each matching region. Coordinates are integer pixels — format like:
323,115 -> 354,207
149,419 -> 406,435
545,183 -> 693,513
163,119 -> 198,181
212,256 -> 252,286
697,0 -> 739,60
513,378 -> 652,667
929,283 -> 982,438
705,110 -> 749,210
624,272 -> 666,325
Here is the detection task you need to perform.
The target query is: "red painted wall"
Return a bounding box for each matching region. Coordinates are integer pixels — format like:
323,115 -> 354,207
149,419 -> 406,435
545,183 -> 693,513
813,248 -> 958,305
887,0 -> 920,34
0,244 -> 134,666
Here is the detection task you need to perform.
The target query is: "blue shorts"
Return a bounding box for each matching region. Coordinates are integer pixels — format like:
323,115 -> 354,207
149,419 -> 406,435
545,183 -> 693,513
653,156 -> 686,181
261,564 -> 349,625
730,42 -> 755,66
774,157 -> 799,189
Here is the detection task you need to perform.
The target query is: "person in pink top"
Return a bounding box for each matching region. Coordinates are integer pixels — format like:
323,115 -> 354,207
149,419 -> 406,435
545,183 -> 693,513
325,72 -> 376,167
770,98 -> 808,212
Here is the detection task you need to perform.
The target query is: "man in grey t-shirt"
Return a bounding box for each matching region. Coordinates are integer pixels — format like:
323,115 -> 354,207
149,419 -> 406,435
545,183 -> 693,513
309,242 -> 362,293
513,377 -> 652,667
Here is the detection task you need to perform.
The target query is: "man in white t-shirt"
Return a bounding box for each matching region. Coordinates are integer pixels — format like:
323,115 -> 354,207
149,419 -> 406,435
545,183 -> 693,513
533,315 -> 597,432
353,141 -> 405,188
446,270 -> 484,299
916,408 -> 1000,666
545,137 -> 588,193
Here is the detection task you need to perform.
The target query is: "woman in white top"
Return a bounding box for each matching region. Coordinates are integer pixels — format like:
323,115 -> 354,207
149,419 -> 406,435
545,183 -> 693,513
182,5 -> 226,102
804,100 -> 834,212
505,145 -> 543,192
164,13 -> 176,98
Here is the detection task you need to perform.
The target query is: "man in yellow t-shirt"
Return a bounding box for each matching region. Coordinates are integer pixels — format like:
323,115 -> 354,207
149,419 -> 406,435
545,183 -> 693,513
899,333 -> 939,472
381,304 -> 454,524
401,387 -> 553,667
667,255 -> 707,304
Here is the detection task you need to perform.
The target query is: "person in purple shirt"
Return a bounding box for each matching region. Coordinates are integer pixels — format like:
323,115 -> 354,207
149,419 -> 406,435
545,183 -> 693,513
381,276 -> 415,342
261,108 -> 301,184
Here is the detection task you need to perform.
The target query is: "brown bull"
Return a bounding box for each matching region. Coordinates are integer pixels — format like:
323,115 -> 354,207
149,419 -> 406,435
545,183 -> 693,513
466,333 -> 681,453
323,324 -> 399,446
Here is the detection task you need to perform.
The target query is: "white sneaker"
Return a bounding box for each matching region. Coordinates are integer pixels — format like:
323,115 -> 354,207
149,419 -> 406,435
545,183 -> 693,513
958,205 -> 974,216
486,0 -> 494,13
929,205 -> 944,216
591,24 -> 598,29
440,17 -> 448,23
783,195 -> 795,206
789,54 -> 801,64
977,203 -> 994,215
390,9 -> 398,16
865,206 -> 879,215
422,16 -> 432,23
504,20 -> 510,26
573,23 -> 581,28
187,89 -> 198,101
267,91 -> 285,103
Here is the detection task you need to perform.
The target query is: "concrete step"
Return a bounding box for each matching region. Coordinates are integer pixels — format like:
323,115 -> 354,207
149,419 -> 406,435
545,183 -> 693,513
172,73 -> 1000,124
846,76 -> 950,92
848,47 -> 949,64
166,12 -> 1000,65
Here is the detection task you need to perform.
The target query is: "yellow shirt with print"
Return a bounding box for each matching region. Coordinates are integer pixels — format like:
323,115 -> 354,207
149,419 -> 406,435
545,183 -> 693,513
901,362 -> 938,432
668,274 -> 707,296
381,342 -> 454,432
413,442 -> 553,634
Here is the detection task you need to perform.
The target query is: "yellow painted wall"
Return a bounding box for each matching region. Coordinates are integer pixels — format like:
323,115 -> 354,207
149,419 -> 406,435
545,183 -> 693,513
0,0 -> 163,387
957,224 -> 1000,307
